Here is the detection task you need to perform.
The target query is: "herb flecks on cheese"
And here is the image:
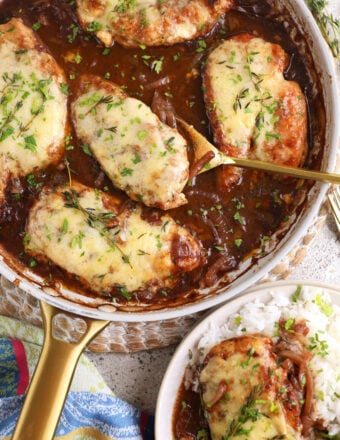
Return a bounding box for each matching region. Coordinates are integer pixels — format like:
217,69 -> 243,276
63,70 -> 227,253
203,34 -> 308,190
26,182 -> 204,295
75,0 -> 234,48
200,336 -> 299,439
71,74 -> 189,210
0,18 -> 67,199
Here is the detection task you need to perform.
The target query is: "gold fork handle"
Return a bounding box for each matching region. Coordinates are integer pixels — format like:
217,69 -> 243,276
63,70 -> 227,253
12,301 -> 109,440
328,188 -> 340,233
176,118 -> 340,184
228,156 -> 340,184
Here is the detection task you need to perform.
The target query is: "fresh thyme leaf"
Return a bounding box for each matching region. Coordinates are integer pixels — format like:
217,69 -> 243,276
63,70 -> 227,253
0,100 -> 23,136
62,190 -> 132,267
137,249 -> 150,255
0,125 -> 14,141
63,190 -> 115,226
24,134 -> 37,152
84,94 -> 113,115
117,285 -> 132,300
233,87 -> 249,112
305,0 -> 340,60
255,111 -> 264,129
105,126 -> 117,133
64,157 -> 73,187
224,384 -> 264,439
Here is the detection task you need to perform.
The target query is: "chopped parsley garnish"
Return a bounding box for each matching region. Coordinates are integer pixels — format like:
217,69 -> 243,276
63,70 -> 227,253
284,318 -> 295,332
315,293 -> 334,317
121,167 -> 133,176
291,284 -> 302,302
32,22 -> 41,31
118,285 -> 132,300
87,21 -> 102,33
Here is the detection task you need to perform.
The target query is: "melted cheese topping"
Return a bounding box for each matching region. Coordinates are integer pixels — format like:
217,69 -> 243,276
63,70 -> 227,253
0,22 -> 67,179
26,183 -> 202,293
72,77 -> 189,210
200,337 -> 299,439
204,35 -> 307,163
76,0 -> 233,47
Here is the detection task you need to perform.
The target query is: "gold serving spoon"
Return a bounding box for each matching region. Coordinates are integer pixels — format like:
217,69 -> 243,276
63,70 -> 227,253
177,118 -> 340,184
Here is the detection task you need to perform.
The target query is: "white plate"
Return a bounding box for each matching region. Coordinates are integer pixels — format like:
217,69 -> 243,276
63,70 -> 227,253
155,280 -> 340,439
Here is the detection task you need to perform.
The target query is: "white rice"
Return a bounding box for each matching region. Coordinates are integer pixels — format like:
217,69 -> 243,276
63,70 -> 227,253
190,285 -> 340,438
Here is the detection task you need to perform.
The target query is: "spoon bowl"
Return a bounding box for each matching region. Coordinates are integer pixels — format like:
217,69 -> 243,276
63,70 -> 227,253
177,118 -> 340,184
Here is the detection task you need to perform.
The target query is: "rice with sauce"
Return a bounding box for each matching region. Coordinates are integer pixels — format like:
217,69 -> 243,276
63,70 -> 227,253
188,285 -> 340,438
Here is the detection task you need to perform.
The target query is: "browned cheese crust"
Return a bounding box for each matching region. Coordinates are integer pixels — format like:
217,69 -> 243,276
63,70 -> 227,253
71,74 -> 190,210
203,33 -> 308,190
76,0 -> 234,47
26,181 -> 205,295
200,335 -> 302,439
0,18 -> 67,201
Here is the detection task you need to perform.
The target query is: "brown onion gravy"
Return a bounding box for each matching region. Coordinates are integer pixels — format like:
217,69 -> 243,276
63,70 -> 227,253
0,0 -> 325,309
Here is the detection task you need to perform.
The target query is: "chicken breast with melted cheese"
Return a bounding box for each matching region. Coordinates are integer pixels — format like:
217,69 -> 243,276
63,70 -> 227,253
25,182 -> 204,295
0,18 -> 67,201
71,74 -> 189,210
199,335 -> 302,439
203,34 -> 308,190
76,0 -> 234,48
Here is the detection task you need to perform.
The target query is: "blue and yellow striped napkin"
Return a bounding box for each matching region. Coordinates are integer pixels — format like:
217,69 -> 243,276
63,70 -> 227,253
0,316 -> 154,440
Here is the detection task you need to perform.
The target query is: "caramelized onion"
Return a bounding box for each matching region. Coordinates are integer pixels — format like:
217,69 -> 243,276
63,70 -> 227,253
151,90 -> 176,127
201,254 -> 236,287
206,380 -> 228,410
188,151 -> 215,180
277,348 -> 314,436
145,76 -> 171,90
199,214 -> 224,245
185,188 -> 221,204
277,349 -> 305,365
93,170 -> 106,188
301,366 -> 314,436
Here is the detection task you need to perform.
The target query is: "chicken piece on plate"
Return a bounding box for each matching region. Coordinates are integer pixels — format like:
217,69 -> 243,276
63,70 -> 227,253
0,18 -> 67,201
76,0 -> 234,48
199,335 -> 302,439
71,74 -> 189,210
25,182 -> 204,294
203,34 -> 308,190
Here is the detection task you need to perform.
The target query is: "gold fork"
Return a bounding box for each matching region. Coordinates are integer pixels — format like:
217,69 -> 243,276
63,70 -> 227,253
328,186 -> 340,233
